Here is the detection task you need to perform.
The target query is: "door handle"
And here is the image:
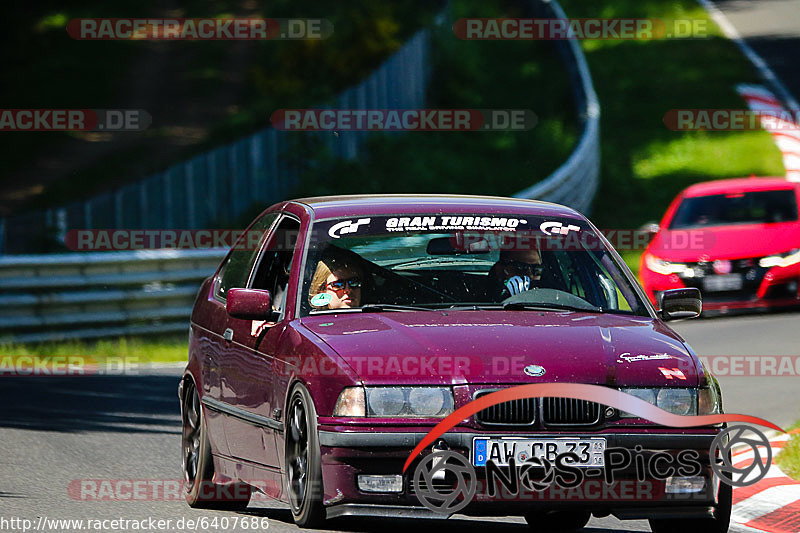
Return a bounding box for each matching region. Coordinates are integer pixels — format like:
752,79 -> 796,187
223,328 -> 233,342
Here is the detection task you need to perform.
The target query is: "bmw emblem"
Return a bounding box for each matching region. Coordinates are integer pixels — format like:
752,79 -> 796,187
523,364 -> 546,377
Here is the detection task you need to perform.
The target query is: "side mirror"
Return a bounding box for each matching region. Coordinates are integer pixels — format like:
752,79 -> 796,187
227,288 -> 275,320
659,288 -> 701,321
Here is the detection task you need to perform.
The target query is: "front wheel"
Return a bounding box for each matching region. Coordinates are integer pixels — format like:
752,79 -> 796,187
181,379 -> 251,510
648,482 -> 732,533
285,384 -> 326,528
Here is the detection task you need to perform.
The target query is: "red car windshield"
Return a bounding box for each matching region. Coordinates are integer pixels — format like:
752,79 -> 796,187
299,214 -> 648,317
669,189 -> 798,229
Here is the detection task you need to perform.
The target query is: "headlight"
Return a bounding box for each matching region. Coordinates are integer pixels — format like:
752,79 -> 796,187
367,388 -> 406,416
657,388 -> 696,415
698,386 -> 721,415
619,388 -> 656,417
698,363 -> 722,415
408,388 -> 451,416
644,253 -> 690,276
333,387 -> 366,417
759,248 -> 800,268
619,387 -> 697,417
366,387 -> 454,417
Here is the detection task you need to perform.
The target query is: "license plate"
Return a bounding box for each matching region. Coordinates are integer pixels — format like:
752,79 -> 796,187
472,437 -> 606,467
703,274 -> 743,292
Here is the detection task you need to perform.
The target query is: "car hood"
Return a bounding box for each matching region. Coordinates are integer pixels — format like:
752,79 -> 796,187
650,222 -> 800,262
301,311 -> 698,387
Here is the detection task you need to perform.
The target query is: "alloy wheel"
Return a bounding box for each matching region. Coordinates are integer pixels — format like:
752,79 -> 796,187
182,381 -> 201,485
287,394 -> 309,511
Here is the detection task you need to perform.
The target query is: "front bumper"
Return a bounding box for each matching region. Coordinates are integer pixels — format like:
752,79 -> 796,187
319,430 -> 717,449
640,264 -> 800,313
318,427 -> 723,520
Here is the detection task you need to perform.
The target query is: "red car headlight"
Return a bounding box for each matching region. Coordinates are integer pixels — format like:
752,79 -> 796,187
759,248 -> 800,268
644,253 -> 692,276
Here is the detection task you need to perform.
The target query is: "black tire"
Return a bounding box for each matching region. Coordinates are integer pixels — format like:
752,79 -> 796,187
285,383 -> 326,528
648,482 -> 732,533
181,379 -> 251,510
524,510 -> 591,531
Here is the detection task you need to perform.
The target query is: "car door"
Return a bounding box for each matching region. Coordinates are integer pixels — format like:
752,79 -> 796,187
221,214 -> 301,468
204,211 -> 279,458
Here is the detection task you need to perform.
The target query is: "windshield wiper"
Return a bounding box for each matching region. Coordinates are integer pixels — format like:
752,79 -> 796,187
360,303 -> 435,312
502,302 -> 603,313
385,257 -> 494,270
446,304 -> 497,311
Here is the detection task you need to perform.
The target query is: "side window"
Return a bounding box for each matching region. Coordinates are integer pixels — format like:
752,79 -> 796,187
552,251 -> 588,299
215,212 -> 280,300
598,252 -> 638,312
251,216 -> 301,314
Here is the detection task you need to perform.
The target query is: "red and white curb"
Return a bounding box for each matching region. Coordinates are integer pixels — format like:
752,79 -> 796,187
731,429 -> 800,533
737,84 -> 800,182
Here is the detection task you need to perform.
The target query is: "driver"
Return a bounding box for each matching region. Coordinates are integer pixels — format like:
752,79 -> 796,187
309,254 -> 363,310
488,248 -> 544,299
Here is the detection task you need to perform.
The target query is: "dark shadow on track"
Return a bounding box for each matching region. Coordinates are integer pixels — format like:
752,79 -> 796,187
0,374 -> 180,433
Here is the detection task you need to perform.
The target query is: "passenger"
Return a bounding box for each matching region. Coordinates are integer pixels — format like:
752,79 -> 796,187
309,255 -> 363,310
488,248 -> 544,298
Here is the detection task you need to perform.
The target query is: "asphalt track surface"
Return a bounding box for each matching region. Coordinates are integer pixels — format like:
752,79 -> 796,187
1,310 -> 798,533
714,0 -> 800,107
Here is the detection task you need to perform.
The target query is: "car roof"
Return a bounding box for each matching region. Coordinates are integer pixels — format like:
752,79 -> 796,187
683,177 -> 798,197
288,194 -> 584,220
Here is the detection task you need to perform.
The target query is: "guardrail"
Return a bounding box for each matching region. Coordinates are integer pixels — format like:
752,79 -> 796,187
513,0 -> 601,214
0,249 -> 226,343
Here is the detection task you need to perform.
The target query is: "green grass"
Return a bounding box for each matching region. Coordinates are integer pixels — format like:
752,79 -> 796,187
619,249 -> 643,277
558,0 -> 785,229
0,335 -> 188,365
776,420 -> 800,480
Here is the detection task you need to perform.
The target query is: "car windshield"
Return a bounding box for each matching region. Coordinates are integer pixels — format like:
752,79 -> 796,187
669,189 -> 798,229
299,214 -> 648,317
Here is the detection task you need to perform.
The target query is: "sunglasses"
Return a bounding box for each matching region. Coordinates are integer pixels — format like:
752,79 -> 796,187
500,259 -> 543,276
326,277 -> 362,291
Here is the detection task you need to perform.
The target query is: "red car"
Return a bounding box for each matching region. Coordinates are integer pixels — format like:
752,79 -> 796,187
641,177 -> 800,313
180,195 -> 728,532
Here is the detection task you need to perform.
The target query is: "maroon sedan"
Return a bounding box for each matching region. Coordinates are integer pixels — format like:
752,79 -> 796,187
180,195 -> 728,531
